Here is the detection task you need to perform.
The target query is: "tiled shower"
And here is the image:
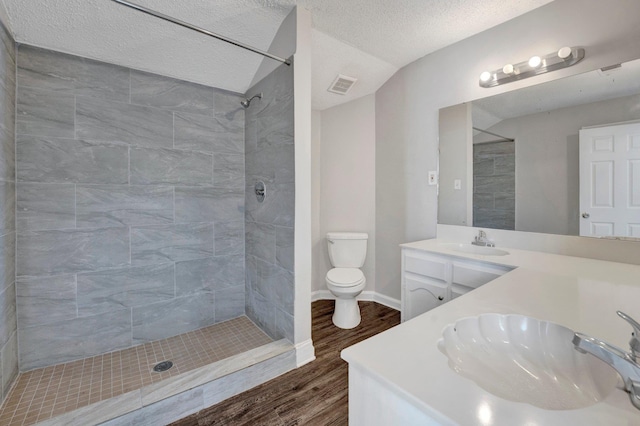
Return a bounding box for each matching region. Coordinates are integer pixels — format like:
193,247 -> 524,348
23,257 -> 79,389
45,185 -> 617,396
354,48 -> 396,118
0,17 -> 295,425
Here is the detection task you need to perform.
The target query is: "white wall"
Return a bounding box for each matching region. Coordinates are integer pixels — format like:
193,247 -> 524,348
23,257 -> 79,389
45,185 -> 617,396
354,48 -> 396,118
314,95 -> 377,293
375,0 -> 640,300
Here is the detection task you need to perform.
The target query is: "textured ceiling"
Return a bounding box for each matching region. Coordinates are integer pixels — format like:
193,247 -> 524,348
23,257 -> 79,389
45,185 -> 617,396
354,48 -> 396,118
1,0 -> 553,107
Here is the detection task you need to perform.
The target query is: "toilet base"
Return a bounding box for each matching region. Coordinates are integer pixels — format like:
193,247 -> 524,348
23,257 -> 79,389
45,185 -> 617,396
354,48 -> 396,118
332,297 -> 361,329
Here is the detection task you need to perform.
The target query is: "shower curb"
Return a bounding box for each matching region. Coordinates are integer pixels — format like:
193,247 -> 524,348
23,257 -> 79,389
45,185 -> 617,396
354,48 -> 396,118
34,339 -> 295,426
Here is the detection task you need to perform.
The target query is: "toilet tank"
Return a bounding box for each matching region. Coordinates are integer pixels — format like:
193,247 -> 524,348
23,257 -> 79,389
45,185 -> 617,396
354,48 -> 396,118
327,232 -> 368,268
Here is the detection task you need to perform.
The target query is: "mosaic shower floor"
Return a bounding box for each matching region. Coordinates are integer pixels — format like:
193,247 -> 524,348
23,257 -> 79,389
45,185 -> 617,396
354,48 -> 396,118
0,316 -> 272,426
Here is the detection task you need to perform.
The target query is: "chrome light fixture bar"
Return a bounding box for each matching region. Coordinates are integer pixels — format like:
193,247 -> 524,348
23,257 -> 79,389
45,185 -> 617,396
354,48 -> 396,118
479,47 -> 585,88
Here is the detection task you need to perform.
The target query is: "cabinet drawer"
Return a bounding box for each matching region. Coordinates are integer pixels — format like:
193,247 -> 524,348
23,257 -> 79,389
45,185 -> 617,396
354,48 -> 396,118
451,262 -> 510,289
404,252 -> 447,281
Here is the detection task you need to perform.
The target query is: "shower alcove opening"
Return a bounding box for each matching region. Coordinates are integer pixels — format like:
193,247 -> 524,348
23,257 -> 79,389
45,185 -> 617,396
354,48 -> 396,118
0,39 -> 297,426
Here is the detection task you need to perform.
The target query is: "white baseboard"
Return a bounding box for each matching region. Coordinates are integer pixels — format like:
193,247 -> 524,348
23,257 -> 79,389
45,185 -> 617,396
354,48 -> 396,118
294,339 -> 316,367
310,290 -> 401,311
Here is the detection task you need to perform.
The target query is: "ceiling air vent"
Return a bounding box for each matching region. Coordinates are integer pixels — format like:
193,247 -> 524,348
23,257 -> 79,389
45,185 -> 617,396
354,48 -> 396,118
328,74 -> 357,95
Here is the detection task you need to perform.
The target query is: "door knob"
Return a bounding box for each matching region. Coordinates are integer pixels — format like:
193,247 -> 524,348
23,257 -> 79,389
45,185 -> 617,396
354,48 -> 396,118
581,212 -> 590,219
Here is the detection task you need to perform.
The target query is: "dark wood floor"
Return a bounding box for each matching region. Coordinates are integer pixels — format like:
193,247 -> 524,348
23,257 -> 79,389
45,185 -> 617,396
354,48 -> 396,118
170,300 -> 400,426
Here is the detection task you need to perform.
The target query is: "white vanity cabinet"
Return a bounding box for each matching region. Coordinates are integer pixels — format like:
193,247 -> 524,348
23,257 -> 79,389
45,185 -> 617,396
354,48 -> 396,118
401,248 -> 513,321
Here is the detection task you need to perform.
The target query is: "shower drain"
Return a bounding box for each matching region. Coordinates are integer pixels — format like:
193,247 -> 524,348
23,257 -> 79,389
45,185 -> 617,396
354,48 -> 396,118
153,360 -> 174,372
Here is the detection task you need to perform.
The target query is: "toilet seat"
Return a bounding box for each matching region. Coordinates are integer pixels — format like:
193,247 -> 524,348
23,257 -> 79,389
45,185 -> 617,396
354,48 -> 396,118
326,268 -> 365,287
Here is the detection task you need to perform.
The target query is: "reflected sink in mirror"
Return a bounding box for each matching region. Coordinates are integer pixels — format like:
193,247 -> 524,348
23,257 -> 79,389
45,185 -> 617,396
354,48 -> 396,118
437,314 -> 620,410
442,243 -> 510,256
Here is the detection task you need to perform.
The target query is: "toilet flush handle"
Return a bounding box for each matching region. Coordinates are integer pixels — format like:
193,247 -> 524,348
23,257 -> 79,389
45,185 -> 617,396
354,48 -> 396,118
328,239 -> 335,244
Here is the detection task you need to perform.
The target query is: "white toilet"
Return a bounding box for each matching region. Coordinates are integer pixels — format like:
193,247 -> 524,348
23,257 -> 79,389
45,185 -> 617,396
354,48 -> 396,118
325,232 -> 368,329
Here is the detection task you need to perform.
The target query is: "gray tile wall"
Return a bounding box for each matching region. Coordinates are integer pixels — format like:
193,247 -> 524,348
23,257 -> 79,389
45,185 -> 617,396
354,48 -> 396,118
0,19 -> 17,405
244,63 -> 295,341
15,45 -> 247,370
473,141 -> 515,230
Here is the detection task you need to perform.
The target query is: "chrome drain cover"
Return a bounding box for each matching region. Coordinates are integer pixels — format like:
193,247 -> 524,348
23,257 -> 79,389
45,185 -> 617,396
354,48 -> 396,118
153,360 -> 173,372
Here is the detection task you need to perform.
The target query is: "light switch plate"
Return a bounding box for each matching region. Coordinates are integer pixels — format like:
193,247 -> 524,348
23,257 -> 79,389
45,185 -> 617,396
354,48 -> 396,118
428,171 -> 438,185
454,179 -> 461,190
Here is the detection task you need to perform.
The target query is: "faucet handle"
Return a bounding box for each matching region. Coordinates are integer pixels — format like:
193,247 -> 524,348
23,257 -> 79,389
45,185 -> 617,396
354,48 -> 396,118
617,311 -> 640,357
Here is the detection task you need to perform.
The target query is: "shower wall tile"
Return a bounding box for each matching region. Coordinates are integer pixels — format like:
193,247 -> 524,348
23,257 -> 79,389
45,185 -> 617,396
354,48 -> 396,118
17,45 -> 130,102
0,85 -> 15,135
245,222 -> 275,263
214,286 -> 245,323
175,254 -> 244,296
495,192 -> 516,210
494,155 -> 516,175
77,263 -> 174,316
255,113 -> 294,147
130,70 -> 213,115
473,158 -> 494,177
17,86 -> 74,138
246,290 -> 276,338
257,260 -> 294,315
19,309 -> 132,370
214,219 -> 244,256
16,183 -> 75,231
76,185 -> 173,228
0,281 -> 16,349
0,127 -> 15,181
213,89 -> 245,115
17,227 -> 130,277
16,274 -> 77,328
474,174 -> 515,194
275,226 -> 294,272
174,111 -> 244,154
14,44 -> 248,367
130,147 -> 213,186
130,223 -> 213,265
214,153 -> 245,189
473,193 -> 494,210
174,187 -> 243,223
275,308 -> 294,342
1,331 -> 17,399
0,182 -> 14,235
76,97 -> 173,148
132,293 -> 215,344
16,136 -> 129,184
244,63 -> 294,341
0,233 -> 15,289
245,182 -> 294,227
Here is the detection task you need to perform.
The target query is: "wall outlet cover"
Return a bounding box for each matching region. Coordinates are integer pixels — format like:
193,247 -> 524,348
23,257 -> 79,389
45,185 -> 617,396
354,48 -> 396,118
429,171 -> 438,185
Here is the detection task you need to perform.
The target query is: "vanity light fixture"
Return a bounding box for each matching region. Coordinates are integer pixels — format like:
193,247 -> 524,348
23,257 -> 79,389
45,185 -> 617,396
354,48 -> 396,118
479,46 -> 585,88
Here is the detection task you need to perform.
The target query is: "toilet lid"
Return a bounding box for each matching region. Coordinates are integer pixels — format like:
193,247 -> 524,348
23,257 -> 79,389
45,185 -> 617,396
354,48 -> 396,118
326,268 -> 364,287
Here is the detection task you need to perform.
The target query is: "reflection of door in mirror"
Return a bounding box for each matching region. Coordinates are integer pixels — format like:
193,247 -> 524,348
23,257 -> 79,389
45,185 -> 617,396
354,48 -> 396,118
579,121 -> 640,237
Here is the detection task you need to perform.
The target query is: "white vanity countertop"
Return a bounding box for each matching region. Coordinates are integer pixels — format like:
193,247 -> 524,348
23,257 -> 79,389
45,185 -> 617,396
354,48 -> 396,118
341,239 -> 640,425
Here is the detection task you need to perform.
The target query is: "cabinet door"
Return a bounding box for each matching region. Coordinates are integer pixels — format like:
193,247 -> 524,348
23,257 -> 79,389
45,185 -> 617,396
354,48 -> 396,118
404,275 -> 448,321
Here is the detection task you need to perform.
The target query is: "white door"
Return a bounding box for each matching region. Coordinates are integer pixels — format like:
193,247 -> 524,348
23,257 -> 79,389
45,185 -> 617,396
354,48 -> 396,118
579,122 -> 640,237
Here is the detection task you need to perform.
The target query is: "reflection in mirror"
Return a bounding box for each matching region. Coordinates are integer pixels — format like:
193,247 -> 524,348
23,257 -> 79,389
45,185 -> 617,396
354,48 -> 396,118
438,58 -> 640,238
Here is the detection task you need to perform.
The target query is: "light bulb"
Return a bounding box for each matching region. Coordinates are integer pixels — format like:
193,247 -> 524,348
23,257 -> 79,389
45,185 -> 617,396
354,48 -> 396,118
502,64 -> 514,75
480,71 -> 492,82
528,56 -> 542,68
558,46 -> 572,59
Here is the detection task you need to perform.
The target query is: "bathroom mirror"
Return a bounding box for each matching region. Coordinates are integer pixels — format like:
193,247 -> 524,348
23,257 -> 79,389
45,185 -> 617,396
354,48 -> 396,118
438,58 -> 640,238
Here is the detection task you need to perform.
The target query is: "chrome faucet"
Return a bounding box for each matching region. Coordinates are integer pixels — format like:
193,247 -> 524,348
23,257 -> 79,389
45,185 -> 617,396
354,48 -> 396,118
572,311 -> 640,410
471,230 -> 495,247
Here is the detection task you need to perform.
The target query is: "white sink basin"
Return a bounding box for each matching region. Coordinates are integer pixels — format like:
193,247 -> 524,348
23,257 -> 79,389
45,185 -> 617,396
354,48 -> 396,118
443,243 -> 510,256
437,314 -> 619,410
